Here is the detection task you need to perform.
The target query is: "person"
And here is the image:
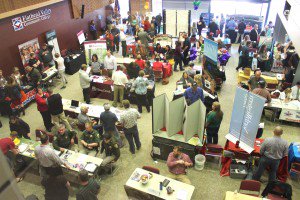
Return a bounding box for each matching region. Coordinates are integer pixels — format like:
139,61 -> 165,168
131,15 -> 138,35
226,17 -> 237,43
28,52 -> 43,72
223,34 -> 231,45
164,45 -> 173,61
53,124 -> 76,152
11,67 -> 23,86
144,61 -> 154,81
76,169 -> 100,200
248,69 -> 266,91
179,72 -> 194,89
80,122 -> 100,156
104,50 -> 117,73
35,87 -> 53,131
134,24 -> 140,41
197,16 -> 206,36
25,66 -> 42,88
120,100 -> 141,154
120,28 -> 127,57
39,43 -> 55,67
132,70 -> 150,113
148,23 -> 157,40
152,57 -> 163,72
206,102 -> 223,144
264,25 -> 272,37
208,19 -> 219,37
89,20 -> 97,40
41,173 -> 70,200
182,33 -> 191,66
135,39 -> 147,59
99,133 -> 120,172
79,64 -> 92,104
217,39 -> 225,49
100,103 -> 120,141
54,53 -> 67,89
252,53 -> 258,71
35,134 -> 70,177
173,41 -> 183,71
137,28 -> 150,56
257,44 -> 269,71
155,13 -> 162,34
5,77 -> 25,116
127,11 -> 133,35
9,115 -> 30,139
47,88 -> 72,130
154,43 -> 165,56
90,54 -> 102,76
236,41 -> 251,71
291,81 -> 300,100
241,35 -> 251,46
143,16 -> 151,32
253,126 -> 288,182
235,19 -> 246,43
105,30 -> 114,52
250,24 -> 259,43
219,14 -> 225,37
135,54 -> 146,69
0,69 -> 7,87
111,24 -> 120,53
167,146 -> 193,184
112,66 -> 128,107
184,82 -> 204,105
252,81 -> 271,103
0,131 -> 20,167
127,62 -> 140,79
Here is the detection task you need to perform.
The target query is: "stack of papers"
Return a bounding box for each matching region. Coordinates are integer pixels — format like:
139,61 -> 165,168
18,143 -> 29,153
85,163 -> 98,173
177,190 -> 188,200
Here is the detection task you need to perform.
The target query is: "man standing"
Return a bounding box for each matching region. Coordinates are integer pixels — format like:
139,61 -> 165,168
104,50 -> 117,74
120,28 -> 127,57
112,66 -> 128,107
252,81 -> 271,103
120,100 -> 141,154
35,134 -> 70,177
184,82 -> 204,105
47,88 -> 72,130
253,126 -> 288,182
248,69 -> 266,91
39,43 -> 55,67
155,13 -> 162,34
226,17 -> 237,44
53,124 -> 77,152
25,66 -> 42,88
235,19 -> 246,44
29,52 -> 43,72
111,25 -> 120,53
76,169 -> 100,200
208,19 -> 219,37
291,81 -> 300,100
100,103 -> 120,142
197,16 -> 206,36
236,41 -> 251,71
182,33 -> 191,66
250,24 -> 259,43
79,64 -> 91,104
80,122 -> 100,156
167,146 -> 193,184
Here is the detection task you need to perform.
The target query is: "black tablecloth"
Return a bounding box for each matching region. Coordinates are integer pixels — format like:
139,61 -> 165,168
65,53 -> 86,75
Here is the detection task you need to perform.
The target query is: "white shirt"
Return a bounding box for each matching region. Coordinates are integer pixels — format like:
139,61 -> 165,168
104,55 -> 117,70
112,70 -> 128,86
55,56 -> 65,71
120,31 -> 126,41
291,85 -> 300,100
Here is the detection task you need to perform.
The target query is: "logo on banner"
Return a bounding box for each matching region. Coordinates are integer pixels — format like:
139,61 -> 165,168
12,8 -> 51,31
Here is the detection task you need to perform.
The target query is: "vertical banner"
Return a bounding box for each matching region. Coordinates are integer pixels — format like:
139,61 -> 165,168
46,30 -> 60,57
204,38 -> 218,64
18,38 -> 40,66
83,41 -> 107,64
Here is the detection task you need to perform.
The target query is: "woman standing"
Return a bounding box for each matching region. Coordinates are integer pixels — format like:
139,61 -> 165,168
90,54 -> 102,75
5,77 -> 25,116
35,87 -> 53,132
173,41 -> 183,71
205,102 -> 223,144
257,44 -> 269,72
132,70 -> 150,113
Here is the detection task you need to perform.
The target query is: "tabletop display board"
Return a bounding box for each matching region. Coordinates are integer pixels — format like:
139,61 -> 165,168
204,38 -> 218,64
153,35 -> 173,48
83,40 -> 107,64
153,94 -> 206,143
226,87 -> 265,153
163,9 -> 191,37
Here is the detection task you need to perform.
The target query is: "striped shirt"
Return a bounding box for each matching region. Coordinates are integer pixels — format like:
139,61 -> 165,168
76,179 -> 100,200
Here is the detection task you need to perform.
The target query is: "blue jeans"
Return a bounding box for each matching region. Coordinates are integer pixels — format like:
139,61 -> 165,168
253,155 -> 280,181
124,125 -> 141,153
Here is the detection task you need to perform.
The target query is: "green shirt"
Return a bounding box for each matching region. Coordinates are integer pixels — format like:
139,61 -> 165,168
76,179 -> 100,200
206,111 -> 223,128
53,131 -> 76,150
80,130 -> 100,149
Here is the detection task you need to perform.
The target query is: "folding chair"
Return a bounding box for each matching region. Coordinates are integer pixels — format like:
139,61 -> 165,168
239,180 -> 261,197
153,70 -> 163,82
35,129 -> 54,143
142,166 -> 160,174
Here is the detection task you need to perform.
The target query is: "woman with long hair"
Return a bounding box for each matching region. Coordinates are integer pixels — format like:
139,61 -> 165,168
205,102 -> 223,144
5,77 -> 25,116
90,54 -> 102,75
173,41 -> 183,71
257,44 -> 269,71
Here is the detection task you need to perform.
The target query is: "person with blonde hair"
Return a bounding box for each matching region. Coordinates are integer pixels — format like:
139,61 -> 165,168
205,102 -> 223,144
132,70 -> 150,113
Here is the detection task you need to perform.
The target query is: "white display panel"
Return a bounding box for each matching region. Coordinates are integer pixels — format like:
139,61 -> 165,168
176,10 -> 189,36
153,94 -> 167,132
165,10 -> 177,37
168,97 -> 184,137
198,100 -> 206,141
184,100 -> 200,142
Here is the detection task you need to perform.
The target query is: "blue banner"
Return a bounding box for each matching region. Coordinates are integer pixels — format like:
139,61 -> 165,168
204,38 -> 218,63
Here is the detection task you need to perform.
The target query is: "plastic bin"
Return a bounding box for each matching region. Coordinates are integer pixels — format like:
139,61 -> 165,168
195,154 -> 206,171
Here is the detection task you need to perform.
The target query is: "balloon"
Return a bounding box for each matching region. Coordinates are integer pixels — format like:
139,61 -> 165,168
193,1 -> 201,7
194,6 -> 199,10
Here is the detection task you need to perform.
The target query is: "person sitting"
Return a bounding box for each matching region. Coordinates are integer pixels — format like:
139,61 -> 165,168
135,54 -> 146,70
127,62 -> 140,79
41,172 -> 70,200
179,72 -> 194,89
248,69 -> 266,91
205,102 -> 223,144
80,122 -> 100,156
223,34 -> 231,45
184,82 -> 204,105
152,57 -> 163,72
291,81 -> 300,101
99,133 -> 120,173
167,146 -> 193,184
144,61 -> 154,81
240,35 -> 251,46
154,43 -> 165,56
9,115 -> 30,139
76,170 -> 100,200
252,81 -> 271,103
78,106 -> 101,133
53,124 -> 77,152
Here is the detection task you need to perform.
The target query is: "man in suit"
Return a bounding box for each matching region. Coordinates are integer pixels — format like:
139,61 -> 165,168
250,24 -> 259,43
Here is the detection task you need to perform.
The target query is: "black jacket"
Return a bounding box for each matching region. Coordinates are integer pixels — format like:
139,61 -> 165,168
47,93 -> 63,115
250,29 -> 259,42
100,139 -> 120,161
10,118 -> 30,139
237,22 -> 246,34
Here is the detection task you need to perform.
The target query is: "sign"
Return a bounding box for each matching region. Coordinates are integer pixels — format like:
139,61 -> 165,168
18,38 -> 40,66
46,30 -> 57,41
12,8 -> 51,31
279,101 -> 300,123
204,38 -> 218,64
84,41 -> 107,64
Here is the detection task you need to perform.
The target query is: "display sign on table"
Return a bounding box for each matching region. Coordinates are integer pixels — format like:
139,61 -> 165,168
83,41 -> 107,64
279,100 -> 300,123
77,30 -> 86,44
18,38 -> 40,66
204,38 -> 218,64
226,87 -> 265,153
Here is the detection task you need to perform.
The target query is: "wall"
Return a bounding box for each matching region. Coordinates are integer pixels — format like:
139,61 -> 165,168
130,0 -> 152,15
0,0 -> 106,76
0,0 -> 51,13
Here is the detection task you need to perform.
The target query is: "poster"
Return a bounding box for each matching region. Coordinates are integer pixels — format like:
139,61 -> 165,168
83,41 -> 107,64
18,38 -> 40,66
204,38 -> 218,64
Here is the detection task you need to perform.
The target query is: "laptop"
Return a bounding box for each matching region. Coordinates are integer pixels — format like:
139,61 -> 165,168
70,100 -> 79,108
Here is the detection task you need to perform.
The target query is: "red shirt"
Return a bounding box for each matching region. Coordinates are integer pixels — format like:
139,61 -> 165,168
35,92 -> 49,112
152,61 -> 163,71
0,138 -> 15,155
135,59 -> 146,70
143,21 -> 151,31
167,152 -> 193,175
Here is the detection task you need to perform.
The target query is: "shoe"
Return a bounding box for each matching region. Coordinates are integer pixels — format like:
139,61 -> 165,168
180,68 -> 184,71
137,146 -> 141,150
86,101 -> 92,104
130,151 -> 135,154
61,86 -> 66,89
174,69 -> 178,72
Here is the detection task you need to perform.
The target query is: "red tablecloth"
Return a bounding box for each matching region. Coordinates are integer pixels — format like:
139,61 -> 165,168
126,44 -> 154,56
90,76 -> 113,100
162,63 -> 172,78
220,139 -> 288,182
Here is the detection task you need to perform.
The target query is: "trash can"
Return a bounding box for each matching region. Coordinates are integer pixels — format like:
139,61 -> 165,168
195,154 -> 206,171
